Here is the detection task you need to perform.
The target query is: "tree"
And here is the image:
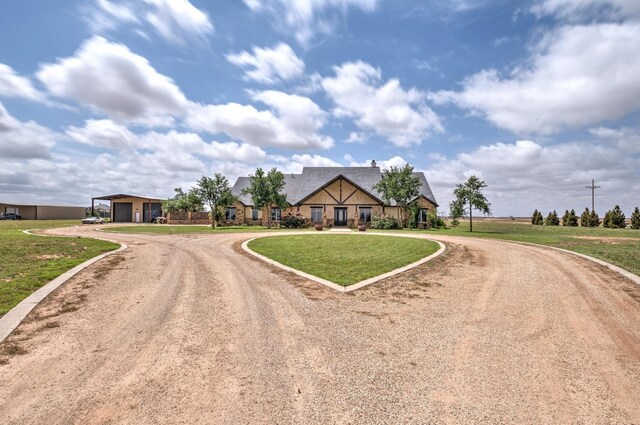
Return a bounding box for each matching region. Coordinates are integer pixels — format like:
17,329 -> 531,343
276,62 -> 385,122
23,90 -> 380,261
373,164 -> 421,227
241,167 -> 288,229
580,208 -> 593,227
545,210 -> 560,226
563,209 -> 578,226
449,175 -> 491,232
162,187 -> 203,213
589,209 -> 600,227
531,209 -> 544,225
631,207 -> 640,229
194,174 -> 236,229
604,205 -> 626,228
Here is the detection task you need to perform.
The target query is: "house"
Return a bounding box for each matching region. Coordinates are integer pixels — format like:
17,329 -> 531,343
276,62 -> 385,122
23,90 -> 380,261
228,162 -> 438,228
91,194 -> 164,223
0,202 -> 86,220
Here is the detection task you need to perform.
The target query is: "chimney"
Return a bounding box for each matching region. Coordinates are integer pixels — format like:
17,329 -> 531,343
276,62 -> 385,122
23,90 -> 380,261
371,160 -> 377,168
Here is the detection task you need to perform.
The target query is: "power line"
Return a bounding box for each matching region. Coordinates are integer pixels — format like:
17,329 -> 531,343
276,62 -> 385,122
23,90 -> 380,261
585,179 -> 601,212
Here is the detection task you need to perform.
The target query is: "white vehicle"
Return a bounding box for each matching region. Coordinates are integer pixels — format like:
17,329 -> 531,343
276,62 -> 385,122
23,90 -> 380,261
82,216 -> 104,224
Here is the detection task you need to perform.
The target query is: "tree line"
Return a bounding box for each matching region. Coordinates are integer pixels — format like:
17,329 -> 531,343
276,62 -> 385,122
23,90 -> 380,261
531,206 -> 640,229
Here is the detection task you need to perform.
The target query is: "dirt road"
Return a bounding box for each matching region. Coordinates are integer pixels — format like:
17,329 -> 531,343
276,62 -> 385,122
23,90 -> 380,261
1,227 -> 639,424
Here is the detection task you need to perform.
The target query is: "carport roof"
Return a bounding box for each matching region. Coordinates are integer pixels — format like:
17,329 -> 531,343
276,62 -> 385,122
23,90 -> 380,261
92,194 -> 164,201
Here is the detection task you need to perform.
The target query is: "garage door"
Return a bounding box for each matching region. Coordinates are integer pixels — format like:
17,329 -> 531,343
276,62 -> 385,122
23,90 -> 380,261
142,203 -> 163,223
113,202 -> 132,222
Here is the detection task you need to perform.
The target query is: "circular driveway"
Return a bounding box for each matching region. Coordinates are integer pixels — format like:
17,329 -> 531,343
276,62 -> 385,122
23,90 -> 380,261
1,226 -> 639,424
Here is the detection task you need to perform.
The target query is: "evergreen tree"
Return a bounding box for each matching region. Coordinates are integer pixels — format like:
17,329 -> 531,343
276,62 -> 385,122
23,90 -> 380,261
580,208 -> 591,227
607,205 -> 626,228
631,207 -> 640,229
561,210 -> 570,226
531,209 -> 543,225
567,209 -> 578,226
602,211 -> 612,228
589,209 -> 600,227
545,210 -> 560,226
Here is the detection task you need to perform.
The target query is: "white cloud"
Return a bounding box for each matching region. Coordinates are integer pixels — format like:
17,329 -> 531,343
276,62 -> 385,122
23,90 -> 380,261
243,0 -> 378,46
226,43 -> 305,84
347,155 -> 409,169
83,0 -> 213,45
531,0 -> 640,21
590,126 -> 640,153
322,61 -> 443,147
66,119 -> 137,149
430,23 -> 640,135
0,64 -> 46,102
185,90 -> 333,150
422,139 -> 640,216
0,102 -> 56,159
37,36 -> 188,126
344,131 -> 365,144
144,0 -> 214,45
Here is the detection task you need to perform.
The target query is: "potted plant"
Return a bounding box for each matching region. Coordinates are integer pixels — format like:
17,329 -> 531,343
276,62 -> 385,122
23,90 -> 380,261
358,224 -> 366,231
314,223 -> 323,231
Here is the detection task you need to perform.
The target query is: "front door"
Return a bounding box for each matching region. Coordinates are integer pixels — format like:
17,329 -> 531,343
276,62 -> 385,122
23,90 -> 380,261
334,207 -> 347,226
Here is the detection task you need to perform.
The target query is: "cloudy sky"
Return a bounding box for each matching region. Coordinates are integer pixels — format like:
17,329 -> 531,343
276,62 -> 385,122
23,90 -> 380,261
1,0 -> 639,216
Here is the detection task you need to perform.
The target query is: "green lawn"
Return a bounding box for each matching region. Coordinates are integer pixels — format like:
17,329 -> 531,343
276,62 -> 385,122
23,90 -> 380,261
395,221 -> 640,276
0,220 -> 119,317
105,225 -> 312,234
247,234 -> 440,286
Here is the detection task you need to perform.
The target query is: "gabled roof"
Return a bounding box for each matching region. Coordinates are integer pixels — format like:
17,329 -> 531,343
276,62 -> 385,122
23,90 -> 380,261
231,166 -> 438,207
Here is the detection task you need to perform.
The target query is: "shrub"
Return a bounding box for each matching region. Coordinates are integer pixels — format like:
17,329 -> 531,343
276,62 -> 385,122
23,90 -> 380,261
545,210 -> 560,226
603,205 -> 626,228
427,211 -> 446,229
631,207 -> 640,229
531,209 -> 543,225
281,212 -> 308,228
370,214 -> 401,230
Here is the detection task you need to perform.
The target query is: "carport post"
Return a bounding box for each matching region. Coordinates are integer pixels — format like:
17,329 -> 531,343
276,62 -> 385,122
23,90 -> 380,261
91,198 -> 95,217
148,199 -> 151,223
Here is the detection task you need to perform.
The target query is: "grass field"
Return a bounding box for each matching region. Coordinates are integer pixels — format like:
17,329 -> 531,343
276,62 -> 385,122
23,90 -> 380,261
247,234 -> 440,286
105,225 -> 311,234
416,221 -> 640,276
0,220 -> 118,317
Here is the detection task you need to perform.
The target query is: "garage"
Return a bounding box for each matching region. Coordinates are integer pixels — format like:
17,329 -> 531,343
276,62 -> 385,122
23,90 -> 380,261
113,202 -> 133,223
143,203 -> 163,222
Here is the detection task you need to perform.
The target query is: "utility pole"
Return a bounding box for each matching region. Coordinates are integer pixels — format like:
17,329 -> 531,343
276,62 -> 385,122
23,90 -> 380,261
585,179 -> 600,212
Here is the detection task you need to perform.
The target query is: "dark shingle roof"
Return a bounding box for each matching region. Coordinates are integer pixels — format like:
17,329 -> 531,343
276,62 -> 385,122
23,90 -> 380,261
232,167 -> 438,207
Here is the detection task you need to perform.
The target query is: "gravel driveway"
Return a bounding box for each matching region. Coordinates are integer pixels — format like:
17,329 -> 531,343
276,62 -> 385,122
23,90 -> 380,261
1,226 -> 639,424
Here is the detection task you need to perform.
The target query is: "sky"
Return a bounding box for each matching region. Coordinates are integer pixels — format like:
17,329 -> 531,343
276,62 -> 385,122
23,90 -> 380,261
0,0 -> 638,216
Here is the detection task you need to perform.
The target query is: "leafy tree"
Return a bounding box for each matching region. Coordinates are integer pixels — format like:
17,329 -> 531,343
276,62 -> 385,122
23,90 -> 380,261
545,210 -> 560,226
531,209 -> 543,225
562,209 -> 578,226
241,167 -> 288,229
449,175 -> 491,232
194,174 -> 236,229
604,205 -> 626,228
373,164 -> 421,227
162,187 -> 203,213
631,207 -> 640,229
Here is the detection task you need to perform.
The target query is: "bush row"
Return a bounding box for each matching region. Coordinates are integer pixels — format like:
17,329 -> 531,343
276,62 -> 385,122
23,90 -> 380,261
531,206 -> 640,229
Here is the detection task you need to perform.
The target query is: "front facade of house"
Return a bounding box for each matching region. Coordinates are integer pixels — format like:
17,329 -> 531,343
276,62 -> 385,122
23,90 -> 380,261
228,164 -> 438,228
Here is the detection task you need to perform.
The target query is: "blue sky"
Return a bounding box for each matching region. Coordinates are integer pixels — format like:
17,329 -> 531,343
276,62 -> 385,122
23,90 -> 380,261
0,0 -> 638,216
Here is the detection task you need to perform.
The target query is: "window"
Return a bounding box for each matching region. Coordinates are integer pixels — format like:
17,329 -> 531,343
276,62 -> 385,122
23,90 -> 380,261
418,209 -> 428,223
271,208 -> 281,222
225,208 -> 236,221
359,207 -> 372,222
252,208 -> 259,220
311,207 -> 323,223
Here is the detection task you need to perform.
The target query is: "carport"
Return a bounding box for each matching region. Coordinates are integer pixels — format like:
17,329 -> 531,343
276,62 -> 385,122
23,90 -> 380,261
92,194 -> 164,223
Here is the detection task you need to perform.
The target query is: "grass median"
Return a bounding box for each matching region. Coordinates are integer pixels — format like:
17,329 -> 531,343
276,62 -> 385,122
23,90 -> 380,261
247,234 -> 440,286
0,220 -> 118,317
